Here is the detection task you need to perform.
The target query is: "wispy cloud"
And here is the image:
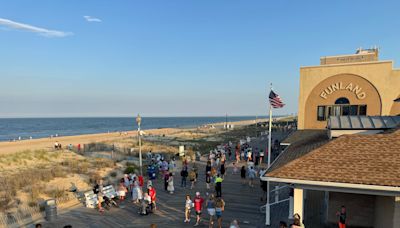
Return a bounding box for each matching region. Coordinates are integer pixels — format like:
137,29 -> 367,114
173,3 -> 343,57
0,18 -> 72,38
83,16 -> 102,23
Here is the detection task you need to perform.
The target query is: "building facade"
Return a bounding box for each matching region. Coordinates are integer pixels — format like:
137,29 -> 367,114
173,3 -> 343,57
298,48 -> 400,129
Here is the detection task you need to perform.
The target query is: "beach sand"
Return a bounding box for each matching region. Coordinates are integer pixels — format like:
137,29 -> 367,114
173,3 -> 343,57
0,118 -> 267,155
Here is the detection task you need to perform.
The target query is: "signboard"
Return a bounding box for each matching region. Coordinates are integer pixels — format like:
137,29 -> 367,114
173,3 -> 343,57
179,145 -> 185,156
320,82 -> 366,100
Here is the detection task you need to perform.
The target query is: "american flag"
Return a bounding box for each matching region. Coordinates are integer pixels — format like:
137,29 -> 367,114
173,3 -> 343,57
269,90 -> 285,108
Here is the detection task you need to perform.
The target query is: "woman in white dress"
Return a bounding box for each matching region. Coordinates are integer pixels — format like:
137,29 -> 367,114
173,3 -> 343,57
167,173 -> 174,194
131,178 -> 142,203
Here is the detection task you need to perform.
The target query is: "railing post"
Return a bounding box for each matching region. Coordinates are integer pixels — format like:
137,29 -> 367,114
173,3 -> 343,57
289,196 -> 294,219
265,203 -> 270,225
275,185 -> 279,203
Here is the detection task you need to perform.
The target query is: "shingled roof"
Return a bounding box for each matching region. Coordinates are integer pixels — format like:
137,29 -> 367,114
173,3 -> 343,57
268,130 -> 329,173
266,128 -> 400,187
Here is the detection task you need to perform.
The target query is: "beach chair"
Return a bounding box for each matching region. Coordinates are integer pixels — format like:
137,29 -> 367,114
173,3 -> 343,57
84,190 -> 98,208
102,185 -> 118,199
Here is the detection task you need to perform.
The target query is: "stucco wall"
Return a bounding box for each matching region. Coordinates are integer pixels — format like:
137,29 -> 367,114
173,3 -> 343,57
298,61 -> 400,129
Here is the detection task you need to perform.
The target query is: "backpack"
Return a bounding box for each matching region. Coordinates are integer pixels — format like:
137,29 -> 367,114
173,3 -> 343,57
189,171 -> 196,180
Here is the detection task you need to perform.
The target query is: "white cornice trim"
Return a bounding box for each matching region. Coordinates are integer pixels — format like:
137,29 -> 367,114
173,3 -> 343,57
262,176 -> 400,194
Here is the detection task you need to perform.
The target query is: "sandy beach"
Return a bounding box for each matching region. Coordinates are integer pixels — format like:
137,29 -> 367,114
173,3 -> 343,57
0,118 -> 268,155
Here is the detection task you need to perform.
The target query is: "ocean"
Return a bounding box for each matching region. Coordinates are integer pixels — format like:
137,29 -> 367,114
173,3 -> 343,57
0,116 -> 263,142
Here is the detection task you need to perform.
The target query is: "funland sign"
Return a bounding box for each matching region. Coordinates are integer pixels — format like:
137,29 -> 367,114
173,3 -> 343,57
320,82 -> 366,100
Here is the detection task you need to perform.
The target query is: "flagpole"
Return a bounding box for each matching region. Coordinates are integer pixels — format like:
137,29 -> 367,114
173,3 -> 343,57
266,83 -> 273,225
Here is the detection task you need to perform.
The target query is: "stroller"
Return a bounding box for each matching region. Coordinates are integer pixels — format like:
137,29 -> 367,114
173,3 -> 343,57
102,195 -> 118,210
139,199 -> 154,215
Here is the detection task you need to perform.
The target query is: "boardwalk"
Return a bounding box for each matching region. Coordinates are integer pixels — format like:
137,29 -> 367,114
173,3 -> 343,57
36,158 -> 265,228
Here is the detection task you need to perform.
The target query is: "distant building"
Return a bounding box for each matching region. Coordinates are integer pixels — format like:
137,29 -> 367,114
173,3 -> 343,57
298,48 -> 400,129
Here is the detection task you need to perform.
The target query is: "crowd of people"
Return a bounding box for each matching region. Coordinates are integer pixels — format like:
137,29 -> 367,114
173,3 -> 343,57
87,138 -> 275,227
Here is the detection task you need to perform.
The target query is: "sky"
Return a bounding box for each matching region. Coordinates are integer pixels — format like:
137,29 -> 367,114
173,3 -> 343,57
0,1 -> 399,117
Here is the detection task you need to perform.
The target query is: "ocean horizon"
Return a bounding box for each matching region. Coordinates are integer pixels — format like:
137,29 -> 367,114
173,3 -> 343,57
0,116 -> 274,142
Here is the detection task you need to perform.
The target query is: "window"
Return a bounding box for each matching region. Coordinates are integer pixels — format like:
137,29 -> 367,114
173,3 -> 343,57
333,106 -> 341,116
317,106 -> 326,121
335,97 -> 350,104
349,105 -> 358,115
359,105 -> 367,115
342,106 -> 350,115
317,104 -> 367,121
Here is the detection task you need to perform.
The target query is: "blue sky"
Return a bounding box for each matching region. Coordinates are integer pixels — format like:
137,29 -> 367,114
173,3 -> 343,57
0,1 -> 399,117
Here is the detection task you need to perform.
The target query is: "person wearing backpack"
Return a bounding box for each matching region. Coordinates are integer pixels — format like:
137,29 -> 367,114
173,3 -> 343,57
180,167 -> 188,188
189,168 -> 197,189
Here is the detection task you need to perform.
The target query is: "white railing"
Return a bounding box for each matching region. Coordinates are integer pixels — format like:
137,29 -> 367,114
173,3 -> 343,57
265,184 -> 292,225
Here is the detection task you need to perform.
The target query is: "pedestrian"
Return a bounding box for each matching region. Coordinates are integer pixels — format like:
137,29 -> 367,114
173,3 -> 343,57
215,197 -> 225,228
215,174 -> 223,197
206,160 -> 212,175
167,173 -> 175,194
184,194 -> 193,223
211,166 -> 217,184
169,159 -> 176,175
147,180 -> 153,189
279,221 -> 288,228
220,162 -> 226,178
193,163 -> 199,182
124,174 -> 131,193
232,162 -> 238,175
230,219 -> 240,228
138,174 -> 144,187
254,148 -> 260,166
97,191 -> 104,212
290,213 -> 304,228
140,192 -> 151,215
248,166 -> 257,187
336,205 -> 346,228
247,149 -> 252,162
240,166 -> 246,185
164,172 -> 169,191
148,185 -> 157,211
193,192 -> 204,227
118,179 -> 127,200
132,178 -> 142,204
189,168 -> 197,189
206,194 -> 216,226
206,171 -> 211,190
181,167 -> 188,188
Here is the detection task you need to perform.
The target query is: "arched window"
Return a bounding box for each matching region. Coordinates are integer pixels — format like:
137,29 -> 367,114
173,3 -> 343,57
335,97 -> 350,105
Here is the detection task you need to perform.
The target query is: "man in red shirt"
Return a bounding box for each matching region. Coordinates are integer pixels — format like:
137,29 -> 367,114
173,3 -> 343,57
148,185 -> 157,211
193,192 -> 204,226
138,175 -> 144,187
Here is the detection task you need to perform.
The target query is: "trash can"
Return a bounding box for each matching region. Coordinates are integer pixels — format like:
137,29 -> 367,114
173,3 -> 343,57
45,199 -> 57,221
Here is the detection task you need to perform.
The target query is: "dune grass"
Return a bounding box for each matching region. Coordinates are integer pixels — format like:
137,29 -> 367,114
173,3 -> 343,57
0,149 -> 115,211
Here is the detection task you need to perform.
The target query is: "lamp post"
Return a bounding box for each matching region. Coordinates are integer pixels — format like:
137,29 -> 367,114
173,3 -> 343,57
136,114 -> 143,176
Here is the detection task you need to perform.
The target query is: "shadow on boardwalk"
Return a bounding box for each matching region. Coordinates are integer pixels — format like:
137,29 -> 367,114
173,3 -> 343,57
35,158 -> 266,228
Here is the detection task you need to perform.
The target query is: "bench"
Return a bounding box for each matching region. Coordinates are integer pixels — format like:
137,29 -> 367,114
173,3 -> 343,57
84,191 -> 98,208
102,185 -> 118,199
